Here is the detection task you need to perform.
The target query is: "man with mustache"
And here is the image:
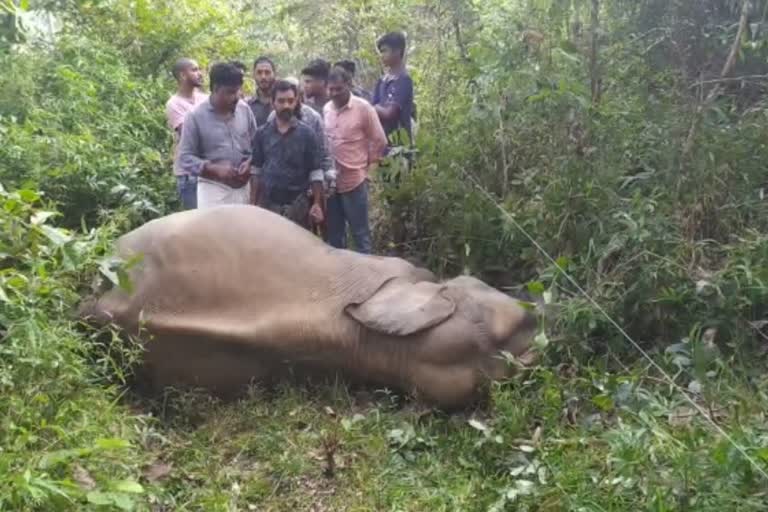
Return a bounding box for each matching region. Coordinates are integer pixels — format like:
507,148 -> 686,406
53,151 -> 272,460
333,60 -> 372,103
250,80 -> 325,229
266,76 -> 335,200
177,62 -> 258,208
165,58 -> 208,210
248,56 -> 276,126
323,68 -> 387,254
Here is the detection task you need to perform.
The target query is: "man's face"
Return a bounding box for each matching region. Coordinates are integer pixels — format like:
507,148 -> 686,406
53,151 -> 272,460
379,45 -> 398,68
182,61 -> 204,88
213,84 -> 241,112
302,75 -> 326,99
328,79 -> 350,107
273,88 -> 297,121
254,62 -> 275,93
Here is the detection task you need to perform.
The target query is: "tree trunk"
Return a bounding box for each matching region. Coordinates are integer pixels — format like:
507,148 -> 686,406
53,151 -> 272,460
589,0 -> 601,106
681,0 -> 751,161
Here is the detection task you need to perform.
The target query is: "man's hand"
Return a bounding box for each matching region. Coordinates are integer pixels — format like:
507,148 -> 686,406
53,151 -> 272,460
203,161 -> 236,181
222,157 -> 253,189
237,157 -> 252,176
309,203 -> 324,224
228,173 -> 251,189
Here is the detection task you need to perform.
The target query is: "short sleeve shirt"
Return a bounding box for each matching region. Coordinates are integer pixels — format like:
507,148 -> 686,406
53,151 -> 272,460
372,71 -> 414,144
165,90 -> 208,175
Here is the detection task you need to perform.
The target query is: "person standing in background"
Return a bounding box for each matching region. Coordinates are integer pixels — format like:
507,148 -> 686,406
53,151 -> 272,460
333,60 -> 372,103
323,69 -> 387,254
372,32 -> 417,255
177,62 -> 258,208
248,56 -> 277,126
250,80 -> 325,229
230,60 -> 247,99
372,31 -> 414,148
301,58 -> 331,115
165,58 -> 208,210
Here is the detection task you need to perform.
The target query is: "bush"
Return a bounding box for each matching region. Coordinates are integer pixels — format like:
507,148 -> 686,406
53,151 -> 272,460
0,185 -> 153,511
0,36 -> 176,229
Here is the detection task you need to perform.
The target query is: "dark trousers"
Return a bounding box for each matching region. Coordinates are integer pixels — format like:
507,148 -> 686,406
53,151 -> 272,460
326,181 -> 372,254
261,191 -> 311,229
176,175 -> 197,210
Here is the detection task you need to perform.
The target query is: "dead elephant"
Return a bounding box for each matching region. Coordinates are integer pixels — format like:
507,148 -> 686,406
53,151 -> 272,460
79,205 -> 537,409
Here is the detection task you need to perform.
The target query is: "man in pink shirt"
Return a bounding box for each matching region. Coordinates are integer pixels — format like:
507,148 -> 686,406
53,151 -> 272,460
324,69 -> 387,254
165,58 -> 208,209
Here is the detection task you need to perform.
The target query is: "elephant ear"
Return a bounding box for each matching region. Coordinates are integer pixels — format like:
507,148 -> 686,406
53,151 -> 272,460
345,278 -> 456,336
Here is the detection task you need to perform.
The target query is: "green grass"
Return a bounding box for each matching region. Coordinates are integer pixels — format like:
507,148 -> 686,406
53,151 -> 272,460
120,360 -> 768,511
3,186 -> 768,511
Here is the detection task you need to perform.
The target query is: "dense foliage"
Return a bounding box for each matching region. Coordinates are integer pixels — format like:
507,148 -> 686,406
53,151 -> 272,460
2,0 -> 768,509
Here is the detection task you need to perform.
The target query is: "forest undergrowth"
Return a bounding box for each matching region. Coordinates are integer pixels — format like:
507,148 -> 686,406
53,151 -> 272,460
2,0 -> 768,510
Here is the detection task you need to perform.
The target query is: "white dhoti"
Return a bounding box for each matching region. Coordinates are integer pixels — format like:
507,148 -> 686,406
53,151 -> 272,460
197,178 -> 251,209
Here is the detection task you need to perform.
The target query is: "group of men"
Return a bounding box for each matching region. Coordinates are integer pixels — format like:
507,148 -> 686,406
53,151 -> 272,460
164,31 -> 414,254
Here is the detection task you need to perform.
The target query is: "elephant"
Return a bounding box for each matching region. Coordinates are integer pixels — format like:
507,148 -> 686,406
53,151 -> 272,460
78,204 -> 538,409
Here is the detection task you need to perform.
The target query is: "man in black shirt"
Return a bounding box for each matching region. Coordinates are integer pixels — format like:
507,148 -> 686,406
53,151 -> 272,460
250,80 -> 325,229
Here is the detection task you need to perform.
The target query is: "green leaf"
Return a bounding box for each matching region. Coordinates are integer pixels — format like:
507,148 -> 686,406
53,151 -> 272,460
592,394 -> 614,412
527,281 -> 545,295
116,267 -> 134,293
712,440 -> 730,466
39,225 -> 72,246
94,438 -> 131,451
0,284 -> 8,303
87,491 -> 136,510
87,491 -> 114,505
38,447 -> 92,469
17,189 -> 39,203
112,480 -> 144,494
113,493 -> 136,511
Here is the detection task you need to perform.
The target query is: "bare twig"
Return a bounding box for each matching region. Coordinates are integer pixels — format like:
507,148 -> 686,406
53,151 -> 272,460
681,0 -> 751,161
452,15 -> 471,63
589,0 -> 601,106
688,74 -> 768,88
721,2 -> 751,78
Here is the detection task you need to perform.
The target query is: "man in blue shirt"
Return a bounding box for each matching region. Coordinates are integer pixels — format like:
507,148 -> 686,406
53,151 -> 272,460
372,31 -> 416,255
372,31 -> 414,148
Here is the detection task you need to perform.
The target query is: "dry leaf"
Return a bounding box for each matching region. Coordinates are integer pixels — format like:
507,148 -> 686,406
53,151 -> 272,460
531,425 -> 543,446
73,464 -> 96,491
668,406 -> 695,428
143,461 -> 173,483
